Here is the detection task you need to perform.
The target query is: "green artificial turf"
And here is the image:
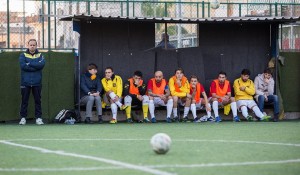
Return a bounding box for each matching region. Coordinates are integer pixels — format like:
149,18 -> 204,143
0,121 -> 300,175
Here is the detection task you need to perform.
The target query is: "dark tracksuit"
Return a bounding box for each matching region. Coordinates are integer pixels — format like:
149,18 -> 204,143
19,49 -> 45,119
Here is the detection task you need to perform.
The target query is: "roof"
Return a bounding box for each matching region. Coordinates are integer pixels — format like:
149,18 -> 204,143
60,15 -> 300,24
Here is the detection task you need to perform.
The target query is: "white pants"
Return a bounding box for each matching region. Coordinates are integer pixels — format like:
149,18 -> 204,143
237,100 -> 257,109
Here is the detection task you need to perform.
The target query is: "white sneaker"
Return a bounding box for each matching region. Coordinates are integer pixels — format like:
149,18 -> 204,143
19,118 -> 26,125
36,118 -> 44,125
200,115 -> 208,122
263,112 -> 267,116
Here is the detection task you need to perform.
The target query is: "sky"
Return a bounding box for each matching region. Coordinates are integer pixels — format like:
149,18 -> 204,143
0,0 -> 36,14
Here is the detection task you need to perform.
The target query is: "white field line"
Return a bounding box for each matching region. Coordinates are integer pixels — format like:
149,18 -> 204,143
6,138 -> 300,147
0,140 -> 175,175
0,167 -> 122,172
1,159 -> 300,172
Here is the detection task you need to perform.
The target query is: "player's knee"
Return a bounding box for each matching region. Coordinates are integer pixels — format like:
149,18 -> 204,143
124,96 -> 132,105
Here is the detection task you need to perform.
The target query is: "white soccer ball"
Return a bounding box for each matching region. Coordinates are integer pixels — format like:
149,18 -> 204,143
150,133 -> 172,154
210,0 -> 220,9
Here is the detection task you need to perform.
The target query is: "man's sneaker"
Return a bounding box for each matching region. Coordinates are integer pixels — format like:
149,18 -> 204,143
173,117 -> 179,122
207,116 -> 215,122
120,105 -> 128,110
98,116 -> 103,124
247,115 -> 253,122
166,117 -> 172,123
215,116 -> 222,122
261,115 -> 271,122
151,118 -> 157,123
200,115 -> 208,122
127,118 -> 133,123
233,116 -> 241,122
143,118 -> 151,123
193,117 -> 201,123
36,118 -> 44,125
19,118 -> 26,125
109,119 -> 117,124
182,117 -> 188,122
273,114 -> 279,122
85,117 -> 93,124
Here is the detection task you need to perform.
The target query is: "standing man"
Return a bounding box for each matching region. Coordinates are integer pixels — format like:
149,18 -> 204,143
19,39 -> 46,125
233,69 -> 270,121
254,68 -> 279,122
189,75 -> 212,122
147,71 -> 173,123
168,68 -> 192,123
80,63 -> 102,124
123,71 -> 149,123
209,71 -> 240,122
101,67 -> 127,124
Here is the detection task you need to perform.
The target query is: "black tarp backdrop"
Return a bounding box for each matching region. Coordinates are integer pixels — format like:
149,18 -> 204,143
79,21 -> 270,92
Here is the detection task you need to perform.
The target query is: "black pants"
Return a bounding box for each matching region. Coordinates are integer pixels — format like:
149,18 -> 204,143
20,86 -> 42,118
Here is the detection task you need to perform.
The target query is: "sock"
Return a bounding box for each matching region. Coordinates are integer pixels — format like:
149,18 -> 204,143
231,102 -> 237,117
142,104 -> 149,119
206,103 -> 212,117
191,104 -> 197,119
241,106 -> 248,118
183,107 -> 190,118
111,103 -> 117,120
125,106 -> 131,119
252,106 -> 264,118
109,92 -> 123,107
166,99 -> 173,118
173,108 -> 178,118
212,101 -> 219,116
149,100 -> 155,118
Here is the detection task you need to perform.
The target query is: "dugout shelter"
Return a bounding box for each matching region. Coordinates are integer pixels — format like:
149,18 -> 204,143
61,15 -> 300,111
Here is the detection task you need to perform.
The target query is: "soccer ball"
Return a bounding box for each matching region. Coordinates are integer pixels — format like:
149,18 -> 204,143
210,0 -> 220,9
150,133 -> 172,154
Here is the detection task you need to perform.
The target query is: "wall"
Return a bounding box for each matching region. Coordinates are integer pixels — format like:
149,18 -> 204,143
0,51 -> 75,122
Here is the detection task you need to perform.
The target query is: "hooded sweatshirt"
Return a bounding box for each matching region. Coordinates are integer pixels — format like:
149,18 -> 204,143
254,74 -> 275,101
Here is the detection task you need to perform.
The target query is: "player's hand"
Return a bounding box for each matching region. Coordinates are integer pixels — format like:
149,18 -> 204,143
160,95 -> 167,101
176,79 -> 181,87
264,78 -> 270,84
134,79 -> 140,86
239,86 -> 246,91
137,95 -> 143,101
93,92 -> 100,96
264,95 -> 268,102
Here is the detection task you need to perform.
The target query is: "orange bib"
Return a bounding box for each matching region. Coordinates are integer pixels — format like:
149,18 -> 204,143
191,83 -> 201,103
129,78 -> 143,95
214,79 -> 229,97
151,78 -> 166,95
172,76 -> 187,92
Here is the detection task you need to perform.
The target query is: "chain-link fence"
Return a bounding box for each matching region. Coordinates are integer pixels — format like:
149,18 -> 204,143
0,0 -> 300,50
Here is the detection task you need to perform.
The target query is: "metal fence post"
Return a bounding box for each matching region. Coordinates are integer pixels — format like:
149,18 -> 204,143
275,2 -> 278,16
165,2 -> 167,17
197,2 -> 199,18
54,0 -> 56,48
239,3 -> 242,17
126,0 -> 129,16
121,2 -> 123,16
208,3 -> 210,17
48,0 -> 51,50
133,1 -> 135,17
202,1 -> 205,18
7,0 -> 10,48
42,0 -> 45,49
87,0 -> 90,15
